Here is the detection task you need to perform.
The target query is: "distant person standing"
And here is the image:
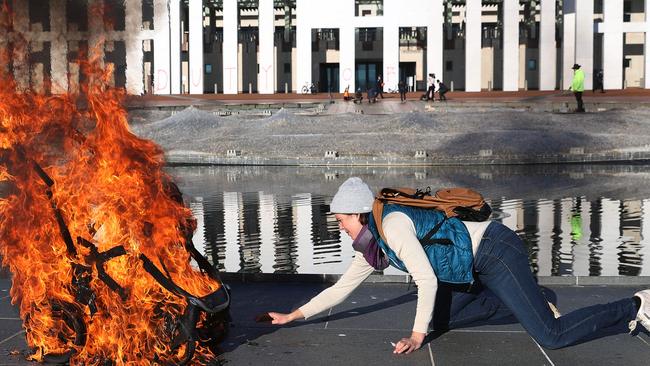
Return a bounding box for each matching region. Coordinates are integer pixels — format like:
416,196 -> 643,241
426,73 -> 436,101
569,64 -> 585,113
593,69 -> 605,94
376,75 -> 384,99
398,79 -> 407,102
436,80 -> 448,101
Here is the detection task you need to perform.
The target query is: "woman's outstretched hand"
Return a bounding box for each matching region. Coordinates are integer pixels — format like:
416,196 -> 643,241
393,331 -> 425,354
265,309 -> 305,325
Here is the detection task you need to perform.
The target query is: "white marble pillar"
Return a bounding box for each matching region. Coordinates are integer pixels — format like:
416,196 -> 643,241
602,1 -> 624,90
465,0 -> 482,92
258,0 -> 275,94
125,0 -> 144,95
153,0 -> 171,94
295,0 -> 312,93
170,0 -> 182,94
382,26 -> 399,92
427,0 -> 444,83
575,0 -> 594,90
50,0 -> 68,94
189,0 -> 204,94
562,0 -> 576,89
223,0 -> 238,94
539,0 -> 557,90
339,26 -> 355,92
502,0 -> 519,91
644,0 -> 650,88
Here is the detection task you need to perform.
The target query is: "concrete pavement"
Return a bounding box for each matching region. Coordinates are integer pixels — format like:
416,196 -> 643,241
1,276 -> 649,365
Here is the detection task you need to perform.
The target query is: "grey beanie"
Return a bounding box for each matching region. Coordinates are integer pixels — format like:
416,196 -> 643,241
329,177 -> 374,213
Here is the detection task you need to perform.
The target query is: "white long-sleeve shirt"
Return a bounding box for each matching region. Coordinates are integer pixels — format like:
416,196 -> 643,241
299,212 -> 491,334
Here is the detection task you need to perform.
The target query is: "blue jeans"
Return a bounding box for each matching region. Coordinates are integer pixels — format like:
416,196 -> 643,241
434,222 -> 637,349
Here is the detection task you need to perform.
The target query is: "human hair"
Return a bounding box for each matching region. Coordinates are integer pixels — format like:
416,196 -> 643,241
359,212 -> 370,225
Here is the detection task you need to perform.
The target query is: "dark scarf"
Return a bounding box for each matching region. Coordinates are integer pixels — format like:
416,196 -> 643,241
352,225 -> 389,270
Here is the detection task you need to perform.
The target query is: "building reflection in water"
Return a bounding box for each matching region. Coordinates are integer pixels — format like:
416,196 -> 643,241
185,192 -> 650,276
187,192 -> 650,277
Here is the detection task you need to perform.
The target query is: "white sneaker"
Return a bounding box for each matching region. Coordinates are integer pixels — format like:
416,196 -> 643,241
629,289 -> 650,333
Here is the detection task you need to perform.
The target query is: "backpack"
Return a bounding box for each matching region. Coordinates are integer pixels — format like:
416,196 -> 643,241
371,187 -> 491,245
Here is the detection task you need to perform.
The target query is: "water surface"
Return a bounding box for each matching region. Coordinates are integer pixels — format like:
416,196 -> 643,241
169,164 -> 650,277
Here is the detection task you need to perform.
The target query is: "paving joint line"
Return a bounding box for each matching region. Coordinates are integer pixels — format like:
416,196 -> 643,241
323,308 -> 333,329
0,317 -> 20,320
636,335 -> 650,347
427,343 -> 436,366
0,330 -> 25,346
531,337 -> 555,366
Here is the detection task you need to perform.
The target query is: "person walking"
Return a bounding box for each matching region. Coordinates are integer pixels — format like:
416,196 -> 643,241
426,73 -> 436,101
570,64 -> 585,112
266,177 -> 650,354
398,79 -> 407,102
437,79 -> 448,101
376,75 -> 384,99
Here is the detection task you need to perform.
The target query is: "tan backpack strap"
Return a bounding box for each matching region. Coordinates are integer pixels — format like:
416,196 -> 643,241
372,198 -> 388,243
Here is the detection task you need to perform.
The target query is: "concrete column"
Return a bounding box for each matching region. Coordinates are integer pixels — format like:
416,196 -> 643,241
382,26 -> 399,92
645,0 -> 650,88
295,0 -> 311,93
153,0 -> 171,94
562,0 -> 576,89
602,0 -> 624,90
125,0 -> 144,95
12,0 -> 29,91
258,0 -> 275,94
50,0 -> 68,94
502,0 -> 519,91
170,0 -> 181,94
575,0 -> 594,90
427,0 -> 444,82
339,26 -> 355,92
189,0 -> 204,94
222,0 -> 238,94
465,0 -> 482,92
539,0 -> 557,90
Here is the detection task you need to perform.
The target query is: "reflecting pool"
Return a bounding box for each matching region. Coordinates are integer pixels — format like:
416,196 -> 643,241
168,164 -> 650,277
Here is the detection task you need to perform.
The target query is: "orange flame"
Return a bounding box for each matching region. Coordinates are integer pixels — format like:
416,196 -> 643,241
0,6 -> 224,365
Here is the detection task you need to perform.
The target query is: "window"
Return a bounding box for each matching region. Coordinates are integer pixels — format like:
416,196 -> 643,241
205,64 -> 212,74
528,59 -> 537,71
446,61 -> 453,71
284,63 -> 291,74
355,0 -> 383,17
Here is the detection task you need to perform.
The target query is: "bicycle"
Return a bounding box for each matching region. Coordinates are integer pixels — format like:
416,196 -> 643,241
300,82 -> 317,94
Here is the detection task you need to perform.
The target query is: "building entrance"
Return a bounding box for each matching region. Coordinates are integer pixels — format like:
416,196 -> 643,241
355,62 -> 382,91
319,63 -> 339,92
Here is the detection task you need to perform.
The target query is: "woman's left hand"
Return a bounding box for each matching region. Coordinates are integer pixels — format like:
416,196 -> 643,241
393,331 -> 425,354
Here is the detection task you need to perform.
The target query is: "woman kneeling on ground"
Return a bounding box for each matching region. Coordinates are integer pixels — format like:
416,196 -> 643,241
266,177 -> 650,354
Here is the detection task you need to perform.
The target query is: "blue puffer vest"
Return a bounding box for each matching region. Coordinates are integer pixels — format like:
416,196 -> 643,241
367,204 -> 474,285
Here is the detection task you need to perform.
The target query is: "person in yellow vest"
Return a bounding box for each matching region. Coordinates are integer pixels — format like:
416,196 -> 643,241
569,64 -> 585,113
